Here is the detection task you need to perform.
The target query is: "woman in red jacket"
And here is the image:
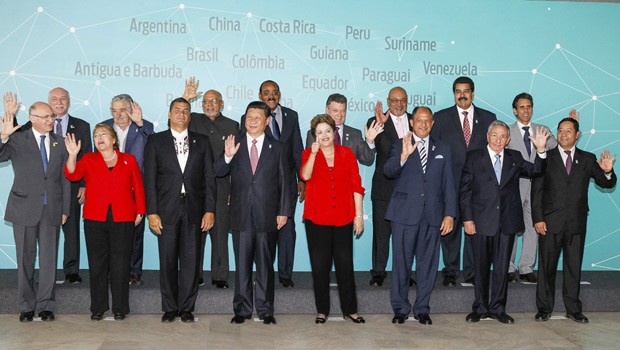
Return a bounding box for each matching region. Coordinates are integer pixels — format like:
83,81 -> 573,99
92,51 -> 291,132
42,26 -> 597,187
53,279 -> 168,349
301,114 -> 365,324
64,123 -> 146,321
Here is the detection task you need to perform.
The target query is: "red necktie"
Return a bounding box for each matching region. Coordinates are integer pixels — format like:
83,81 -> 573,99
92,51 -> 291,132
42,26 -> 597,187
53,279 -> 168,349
462,111 -> 471,146
334,126 -> 341,145
565,150 -> 572,175
250,139 -> 258,174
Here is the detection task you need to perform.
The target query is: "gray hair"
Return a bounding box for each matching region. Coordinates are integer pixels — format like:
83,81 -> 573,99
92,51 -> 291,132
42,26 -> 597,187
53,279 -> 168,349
110,94 -> 134,113
487,120 -> 509,134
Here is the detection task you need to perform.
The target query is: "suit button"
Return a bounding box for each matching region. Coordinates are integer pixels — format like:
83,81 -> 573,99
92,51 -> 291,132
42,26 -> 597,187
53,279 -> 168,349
497,206 -> 500,209
421,193 -> 424,197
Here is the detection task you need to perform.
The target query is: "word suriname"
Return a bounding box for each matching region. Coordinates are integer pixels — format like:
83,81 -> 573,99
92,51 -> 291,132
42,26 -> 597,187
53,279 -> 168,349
129,18 -> 186,36
384,37 -> 437,51
74,62 -> 182,79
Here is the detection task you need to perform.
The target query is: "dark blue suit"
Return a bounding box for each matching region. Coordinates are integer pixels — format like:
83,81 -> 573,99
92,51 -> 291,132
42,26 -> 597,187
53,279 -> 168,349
384,136 -> 456,315
214,134 -> 292,319
459,147 -> 542,315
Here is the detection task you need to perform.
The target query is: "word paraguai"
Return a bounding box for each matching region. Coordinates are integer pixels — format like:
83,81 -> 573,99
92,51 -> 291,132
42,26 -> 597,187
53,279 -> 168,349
74,62 -> 182,79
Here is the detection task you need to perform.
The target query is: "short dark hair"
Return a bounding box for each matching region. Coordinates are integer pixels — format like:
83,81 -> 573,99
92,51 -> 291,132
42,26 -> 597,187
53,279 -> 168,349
259,80 -> 280,93
169,97 -> 190,112
326,93 -> 347,106
412,106 -> 433,118
245,101 -> 271,118
310,114 -> 336,138
557,117 -> 579,132
512,92 -> 534,109
453,76 -> 475,93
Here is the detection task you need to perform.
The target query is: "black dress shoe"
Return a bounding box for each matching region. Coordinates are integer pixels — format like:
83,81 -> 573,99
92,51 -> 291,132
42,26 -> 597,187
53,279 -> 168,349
466,312 -> 481,323
91,312 -> 104,321
369,276 -> 384,287
198,277 -> 205,286
392,313 -> 408,324
343,314 -> 365,324
66,273 -> 82,284
566,312 -> 589,323
261,316 -> 276,325
279,278 -> 294,288
414,313 -> 432,325
315,314 -> 327,324
19,311 -> 34,322
488,312 -> 514,324
442,275 -> 456,287
39,311 -> 55,321
161,311 -> 177,323
409,278 -> 416,286
507,272 -> 518,283
114,313 -> 126,320
213,280 -> 229,289
464,277 -> 475,284
535,311 -> 551,322
230,315 -> 250,324
519,272 -> 537,283
180,312 -> 194,323
129,273 -> 142,286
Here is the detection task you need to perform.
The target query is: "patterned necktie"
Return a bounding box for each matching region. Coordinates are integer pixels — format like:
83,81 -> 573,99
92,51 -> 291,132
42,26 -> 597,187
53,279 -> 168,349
334,126 -> 341,145
270,112 -> 281,140
463,111 -> 471,146
565,150 -> 572,175
250,139 -> 258,174
522,126 -> 531,157
55,118 -> 63,137
40,135 -> 48,204
419,139 -> 427,173
494,153 -> 501,184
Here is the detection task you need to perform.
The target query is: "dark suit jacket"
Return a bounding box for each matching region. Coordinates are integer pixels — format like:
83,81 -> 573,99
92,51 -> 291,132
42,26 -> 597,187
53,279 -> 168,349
459,148 -> 542,236
431,105 -> 496,196
384,136 -> 457,226
143,130 -> 216,225
241,105 -> 302,206
213,134 -> 291,233
189,112 -> 239,204
366,112 -> 412,202
531,147 -> 616,236
305,124 -> 375,166
0,130 -> 71,226
20,115 -> 92,195
102,118 -> 154,170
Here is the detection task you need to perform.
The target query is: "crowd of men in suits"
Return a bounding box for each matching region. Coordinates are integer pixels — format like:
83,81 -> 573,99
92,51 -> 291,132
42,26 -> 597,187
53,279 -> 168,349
0,75 -> 615,324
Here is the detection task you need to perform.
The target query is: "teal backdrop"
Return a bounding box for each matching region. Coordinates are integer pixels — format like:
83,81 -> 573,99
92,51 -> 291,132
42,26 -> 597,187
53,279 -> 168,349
0,0 -> 618,271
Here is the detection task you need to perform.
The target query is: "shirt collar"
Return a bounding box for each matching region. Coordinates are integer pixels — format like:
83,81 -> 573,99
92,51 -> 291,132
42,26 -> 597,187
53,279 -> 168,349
487,145 -> 504,158
171,128 -> 188,139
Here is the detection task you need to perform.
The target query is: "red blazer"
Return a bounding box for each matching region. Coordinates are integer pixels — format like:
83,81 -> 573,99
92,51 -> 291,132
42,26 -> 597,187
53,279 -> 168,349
301,145 -> 364,226
64,150 -> 146,222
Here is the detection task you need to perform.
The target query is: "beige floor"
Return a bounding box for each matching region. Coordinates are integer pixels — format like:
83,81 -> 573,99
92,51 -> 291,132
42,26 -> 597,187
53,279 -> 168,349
1,312 -> 619,349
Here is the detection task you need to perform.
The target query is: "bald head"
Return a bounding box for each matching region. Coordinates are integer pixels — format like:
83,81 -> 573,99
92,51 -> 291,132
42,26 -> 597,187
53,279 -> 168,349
387,86 -> 408,116
48,87 -> 70,117
202,89 -> 224,120
28,102 -> 55,134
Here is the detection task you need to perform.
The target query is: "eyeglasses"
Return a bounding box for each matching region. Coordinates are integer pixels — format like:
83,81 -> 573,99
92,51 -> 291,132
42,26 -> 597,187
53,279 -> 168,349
203,99 -> 222,105
30,113 -> 54,120
388,98 -> 407,104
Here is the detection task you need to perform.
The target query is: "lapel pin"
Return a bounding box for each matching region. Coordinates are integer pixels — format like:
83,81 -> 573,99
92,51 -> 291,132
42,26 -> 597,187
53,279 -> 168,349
124,160 -> 127,165
475,119 -> 478,124
192,139 -> 196,143
269,143 -> 272,149
575,159 -> 578,164
52,142 -> 58,147
70,125 -> 75,129
432,145 -> 436,151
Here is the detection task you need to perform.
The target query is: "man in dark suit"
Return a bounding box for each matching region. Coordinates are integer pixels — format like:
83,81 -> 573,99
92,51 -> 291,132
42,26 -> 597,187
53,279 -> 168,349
366,86 -> 412,287
103,94 -> 154,285
1,100 -> 71,322
240,80 -> 302,288
532,117 -> 616,323
506,93 -> 558,284
306,93 -> 381,165
384,106 -> 456,325
430,76 -> 497,286
460,120 -> 550,324
217,101 -> 291,325
144,97 -> 216,323
182,78 -> 239,289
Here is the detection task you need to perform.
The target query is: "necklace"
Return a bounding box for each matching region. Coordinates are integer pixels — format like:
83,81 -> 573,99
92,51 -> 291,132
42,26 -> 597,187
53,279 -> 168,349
103,153 -> 117,162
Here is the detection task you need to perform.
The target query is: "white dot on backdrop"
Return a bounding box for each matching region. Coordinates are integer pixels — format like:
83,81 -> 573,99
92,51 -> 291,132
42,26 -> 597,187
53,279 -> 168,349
153,121 -> 160,128
548,7 -> 551,11
363,214 -> 368,220
9,70 -> 16,76
20,105 -> 26,111
451,40 -> 455,45
531,69 -> 537,75
83,100 -> 90,106
69,27 -> 76,33
368,93 -> 374,99
555,43 -> 561,49
247,12 -> 253,18
227,106 -> 233,111
95,80 -> 100,86
592,95 -> 598,101
37,7 -> 43,13
591,129 -> 596,135
179,4 -> 185,10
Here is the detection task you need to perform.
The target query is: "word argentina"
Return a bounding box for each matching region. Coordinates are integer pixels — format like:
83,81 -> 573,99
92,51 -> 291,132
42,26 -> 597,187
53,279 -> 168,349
74,62 -> 183,79
130,18 -> 186,36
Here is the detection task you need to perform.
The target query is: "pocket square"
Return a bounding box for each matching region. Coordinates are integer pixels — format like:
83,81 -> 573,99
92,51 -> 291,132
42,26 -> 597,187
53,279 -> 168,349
434,154 -> 444,159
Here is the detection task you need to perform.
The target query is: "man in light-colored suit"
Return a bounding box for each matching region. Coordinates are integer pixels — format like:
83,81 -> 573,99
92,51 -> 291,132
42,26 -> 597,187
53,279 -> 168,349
506,93 -> 557,284
306,93 -> 381,165
0,99 -> 71,322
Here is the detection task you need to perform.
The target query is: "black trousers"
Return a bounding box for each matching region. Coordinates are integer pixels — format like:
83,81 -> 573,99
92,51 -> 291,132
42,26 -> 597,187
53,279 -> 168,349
83,207 -> 134,314
277,198 -> 297,280
129,219 -> 146,276
61,198 -> 82,275
371,200 -> 391,279
305,220 -> 358,316
441,220 -> 475,281
157,198 -> 201,313
471,232 -> 514,315
536,230 -> 585,314
198,198 -> 231,282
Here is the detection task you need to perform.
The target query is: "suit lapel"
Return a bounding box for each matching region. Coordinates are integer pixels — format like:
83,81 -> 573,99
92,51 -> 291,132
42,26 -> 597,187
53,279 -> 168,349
499,151 -> 515,189
383,115 -> 399,141
254,137 -> 272,176
481,151 -> 498,187
164,130 -> 183,174
342,125 -> 352,147
279,108 -> 291,142
449,106 -> 467,148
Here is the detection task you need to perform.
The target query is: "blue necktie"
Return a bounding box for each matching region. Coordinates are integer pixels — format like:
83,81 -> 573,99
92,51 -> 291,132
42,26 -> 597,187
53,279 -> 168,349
270,112 -> 281,140
522,126 -> 531,157
494,153 -> 501,184
40,135 -> 48,204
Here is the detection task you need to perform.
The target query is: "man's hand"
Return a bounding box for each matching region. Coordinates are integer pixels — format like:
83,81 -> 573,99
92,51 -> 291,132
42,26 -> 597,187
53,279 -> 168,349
597,150 -> 616,173
1,113 -> 20,142
530,126 -> 550,153
373,101 -> 389,125
148,214 -> 163,235
364,120 -> 384,144
128,102 -> 143,127
463,220 -> 476,235
400,132 -> 419,163
183,76 -> 203,102
77,187 -> 86,204
440,216 -> 454,236
569,108 -> 580,121
62,215 -> 68,225
224,135 -> 240,157
3,92 -> 21,117
297,181 -> 306,203
276,215 -> 288,230
201,212 -> 215,232
534,222 -> 547,235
